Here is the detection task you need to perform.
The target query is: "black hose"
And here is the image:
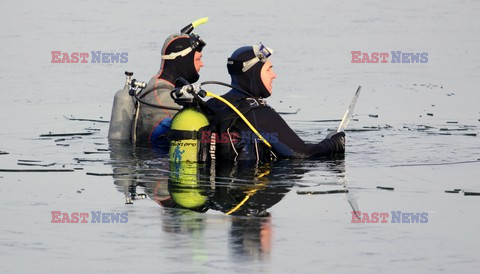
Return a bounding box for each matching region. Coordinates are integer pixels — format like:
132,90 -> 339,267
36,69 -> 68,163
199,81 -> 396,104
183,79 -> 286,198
133,80 -> 253,111
200,81 -> 254,98
133,89 -> 181,111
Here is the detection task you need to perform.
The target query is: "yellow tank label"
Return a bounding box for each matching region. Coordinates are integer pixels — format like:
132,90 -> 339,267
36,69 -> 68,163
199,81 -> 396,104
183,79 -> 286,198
169,140 -> 198,162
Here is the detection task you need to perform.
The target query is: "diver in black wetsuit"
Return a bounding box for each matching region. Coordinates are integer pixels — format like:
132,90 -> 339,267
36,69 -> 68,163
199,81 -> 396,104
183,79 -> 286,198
206,43 -> 346,162
134,33 -> 206,143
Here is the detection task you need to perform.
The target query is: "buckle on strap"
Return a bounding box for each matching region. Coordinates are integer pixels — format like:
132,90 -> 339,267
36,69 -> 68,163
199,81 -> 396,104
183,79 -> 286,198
245,98 -> 266,107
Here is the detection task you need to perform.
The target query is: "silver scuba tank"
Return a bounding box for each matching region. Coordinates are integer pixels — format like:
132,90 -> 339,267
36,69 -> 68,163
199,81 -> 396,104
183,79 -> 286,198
108,72 -> 135,140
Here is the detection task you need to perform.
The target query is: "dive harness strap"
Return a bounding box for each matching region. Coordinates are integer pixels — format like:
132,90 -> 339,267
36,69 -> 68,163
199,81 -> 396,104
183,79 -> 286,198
205,91 -> 272,148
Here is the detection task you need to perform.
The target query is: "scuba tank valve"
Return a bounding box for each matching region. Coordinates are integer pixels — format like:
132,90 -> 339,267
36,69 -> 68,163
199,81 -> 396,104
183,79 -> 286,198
128,78 -> 147,90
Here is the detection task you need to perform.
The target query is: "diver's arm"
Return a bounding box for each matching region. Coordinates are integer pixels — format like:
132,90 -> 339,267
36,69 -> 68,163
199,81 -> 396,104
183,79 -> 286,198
243,107 -> 345,158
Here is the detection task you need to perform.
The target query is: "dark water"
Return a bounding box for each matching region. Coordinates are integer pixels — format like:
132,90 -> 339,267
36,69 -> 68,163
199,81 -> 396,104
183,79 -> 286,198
1,0 -> 480,273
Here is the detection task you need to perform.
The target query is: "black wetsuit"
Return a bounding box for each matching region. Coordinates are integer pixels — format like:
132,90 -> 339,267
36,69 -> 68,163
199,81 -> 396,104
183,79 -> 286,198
206,89 -> 345,162
205,45 -> 345,162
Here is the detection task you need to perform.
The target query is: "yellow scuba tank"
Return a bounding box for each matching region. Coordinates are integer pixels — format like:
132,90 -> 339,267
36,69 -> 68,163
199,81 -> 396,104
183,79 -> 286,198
167,79 -> 212,210
169,108 -> 210,162
168,108 -> 210,210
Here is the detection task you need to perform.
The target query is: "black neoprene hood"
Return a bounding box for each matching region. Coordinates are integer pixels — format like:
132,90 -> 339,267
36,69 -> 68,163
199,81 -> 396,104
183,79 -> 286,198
227,46 -> 271,99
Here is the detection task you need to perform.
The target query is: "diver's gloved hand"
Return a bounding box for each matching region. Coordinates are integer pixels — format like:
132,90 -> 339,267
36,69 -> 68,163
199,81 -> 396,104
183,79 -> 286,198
327,132 -> 346,153
325,131 -> 337,139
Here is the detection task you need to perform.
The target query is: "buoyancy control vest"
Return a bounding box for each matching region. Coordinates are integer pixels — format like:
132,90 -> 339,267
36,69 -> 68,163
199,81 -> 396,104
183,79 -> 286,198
205,91 -> 276,163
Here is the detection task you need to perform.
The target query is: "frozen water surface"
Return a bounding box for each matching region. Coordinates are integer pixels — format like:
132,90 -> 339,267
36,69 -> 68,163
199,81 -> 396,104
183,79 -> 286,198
1,0 -> 479,273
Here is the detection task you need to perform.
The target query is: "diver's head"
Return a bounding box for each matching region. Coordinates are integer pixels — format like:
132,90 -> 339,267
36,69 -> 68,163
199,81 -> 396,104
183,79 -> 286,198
227,43 -> 276,98
159,32 -> 206,84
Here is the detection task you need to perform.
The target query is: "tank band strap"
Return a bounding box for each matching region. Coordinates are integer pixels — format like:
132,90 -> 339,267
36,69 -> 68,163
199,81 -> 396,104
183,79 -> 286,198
168,129 -> 200,140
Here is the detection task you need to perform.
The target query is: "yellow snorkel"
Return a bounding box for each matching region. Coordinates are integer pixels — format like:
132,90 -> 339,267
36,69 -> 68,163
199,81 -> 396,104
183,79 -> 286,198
181,17 -> 209,34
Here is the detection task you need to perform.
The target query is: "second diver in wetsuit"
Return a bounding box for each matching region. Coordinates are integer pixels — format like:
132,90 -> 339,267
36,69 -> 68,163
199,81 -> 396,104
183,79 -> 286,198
134,31 -> 206,143
206,43 -> 345,162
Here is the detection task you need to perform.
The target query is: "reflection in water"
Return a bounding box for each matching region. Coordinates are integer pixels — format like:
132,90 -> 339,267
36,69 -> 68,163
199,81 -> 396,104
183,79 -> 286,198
159,208 -> 209,264
207,162 -> 296,217
109,140 -> 170,204
230,216 -> 272,260
108,140 -> 347,260
161,208 -> 206,235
